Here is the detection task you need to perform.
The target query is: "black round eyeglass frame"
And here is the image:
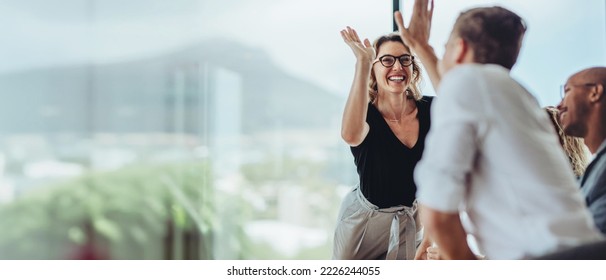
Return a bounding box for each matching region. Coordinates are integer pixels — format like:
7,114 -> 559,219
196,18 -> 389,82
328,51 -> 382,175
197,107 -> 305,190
373,54 -> 414,68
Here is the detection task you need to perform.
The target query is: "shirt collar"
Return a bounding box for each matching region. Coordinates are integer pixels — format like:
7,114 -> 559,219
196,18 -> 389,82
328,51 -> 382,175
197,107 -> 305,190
591,139 -> 606,160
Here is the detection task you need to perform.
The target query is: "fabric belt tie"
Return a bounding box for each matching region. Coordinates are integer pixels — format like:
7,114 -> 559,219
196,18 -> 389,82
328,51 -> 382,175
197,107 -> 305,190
386,207 -> 416,260
353,186 -> 417,260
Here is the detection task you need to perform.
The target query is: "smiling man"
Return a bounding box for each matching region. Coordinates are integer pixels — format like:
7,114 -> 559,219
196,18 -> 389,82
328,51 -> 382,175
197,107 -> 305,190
559,67 -> 606,234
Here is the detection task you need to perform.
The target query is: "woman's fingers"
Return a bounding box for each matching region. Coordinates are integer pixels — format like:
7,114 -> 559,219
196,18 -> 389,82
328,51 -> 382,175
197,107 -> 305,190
426,246 -> 440,260
340,26 -> 375,62
341,27 -> 368,49
341,27 -> 359,43
340,29 -> 351,42
341,26 -> 361,44
350,27 -> 361,43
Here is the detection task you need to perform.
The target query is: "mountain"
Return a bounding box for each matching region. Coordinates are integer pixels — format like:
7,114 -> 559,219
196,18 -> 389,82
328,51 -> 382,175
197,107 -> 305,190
0,38 -> 343,135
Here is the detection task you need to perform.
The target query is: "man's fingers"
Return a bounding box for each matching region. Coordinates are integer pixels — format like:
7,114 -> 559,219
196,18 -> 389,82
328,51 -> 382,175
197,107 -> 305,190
412,0 -> 431,20
413,0 -> 427,16
394,11 -> 405,30
394,11 -> 409,36
414,0 -> 430,19
428,0 -> 434,22
394,11 -> 411,40
363,38 -> 371,48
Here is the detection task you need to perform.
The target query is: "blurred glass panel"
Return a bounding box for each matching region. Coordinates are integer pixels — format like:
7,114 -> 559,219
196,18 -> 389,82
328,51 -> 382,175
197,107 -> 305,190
0,0 -> 386,260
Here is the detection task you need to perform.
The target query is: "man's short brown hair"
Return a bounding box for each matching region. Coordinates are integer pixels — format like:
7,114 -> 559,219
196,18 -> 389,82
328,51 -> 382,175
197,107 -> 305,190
453,6 -> 527,70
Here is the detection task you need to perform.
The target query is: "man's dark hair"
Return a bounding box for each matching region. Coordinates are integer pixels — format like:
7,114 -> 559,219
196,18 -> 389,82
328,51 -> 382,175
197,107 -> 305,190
454,6 -> 527,70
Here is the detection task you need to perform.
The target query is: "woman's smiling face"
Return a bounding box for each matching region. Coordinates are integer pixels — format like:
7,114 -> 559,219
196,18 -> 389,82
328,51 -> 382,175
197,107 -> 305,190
373,41 -> 412,94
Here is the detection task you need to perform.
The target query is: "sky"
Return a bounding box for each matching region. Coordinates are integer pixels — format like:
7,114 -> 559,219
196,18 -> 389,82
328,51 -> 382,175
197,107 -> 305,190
0,0 -> 605,107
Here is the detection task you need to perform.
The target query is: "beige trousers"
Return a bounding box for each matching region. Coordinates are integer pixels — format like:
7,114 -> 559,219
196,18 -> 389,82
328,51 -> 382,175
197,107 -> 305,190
332,186 -> 422,260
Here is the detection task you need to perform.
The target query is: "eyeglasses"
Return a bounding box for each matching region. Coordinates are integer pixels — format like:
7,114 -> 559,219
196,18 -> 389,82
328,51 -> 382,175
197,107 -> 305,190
560,83 -> 598,99
373,54 -> 414,68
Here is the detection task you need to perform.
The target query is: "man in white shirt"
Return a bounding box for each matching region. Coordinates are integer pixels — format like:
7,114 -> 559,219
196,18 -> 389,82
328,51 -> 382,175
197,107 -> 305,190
395,1 -> 603,259
558,67 -> 606,234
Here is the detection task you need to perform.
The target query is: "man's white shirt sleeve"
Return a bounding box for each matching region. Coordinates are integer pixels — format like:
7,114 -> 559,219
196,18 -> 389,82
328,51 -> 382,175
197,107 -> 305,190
415,66 -> 488,213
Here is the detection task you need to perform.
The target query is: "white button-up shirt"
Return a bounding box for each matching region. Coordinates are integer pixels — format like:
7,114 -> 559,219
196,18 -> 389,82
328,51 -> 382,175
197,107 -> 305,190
415,64 -> 603,259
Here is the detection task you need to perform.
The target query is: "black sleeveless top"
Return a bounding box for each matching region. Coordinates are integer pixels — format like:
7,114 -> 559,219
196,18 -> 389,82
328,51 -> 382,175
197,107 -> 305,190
351,96 -> 433,208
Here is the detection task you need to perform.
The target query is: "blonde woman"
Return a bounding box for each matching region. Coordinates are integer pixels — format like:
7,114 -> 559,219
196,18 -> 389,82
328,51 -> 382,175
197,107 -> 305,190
334,27 -> 432,260
545,106 -> 589,178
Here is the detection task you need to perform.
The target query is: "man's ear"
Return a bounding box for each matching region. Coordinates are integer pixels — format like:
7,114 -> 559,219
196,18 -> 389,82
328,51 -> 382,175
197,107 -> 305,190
589,83 -> 604,103
454,38 -> 470,64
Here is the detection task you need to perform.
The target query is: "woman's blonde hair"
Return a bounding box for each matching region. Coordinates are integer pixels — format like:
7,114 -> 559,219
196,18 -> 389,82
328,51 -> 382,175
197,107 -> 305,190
545,106 -> 589,177
369,33 -> 423,103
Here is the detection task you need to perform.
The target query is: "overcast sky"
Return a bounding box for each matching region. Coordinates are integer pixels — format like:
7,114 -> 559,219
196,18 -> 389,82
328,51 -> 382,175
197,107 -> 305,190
0,0 -> 604,106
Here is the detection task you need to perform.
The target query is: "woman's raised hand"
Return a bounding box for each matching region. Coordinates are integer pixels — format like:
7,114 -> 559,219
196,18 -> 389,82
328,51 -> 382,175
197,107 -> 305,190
340,26 -> 375,65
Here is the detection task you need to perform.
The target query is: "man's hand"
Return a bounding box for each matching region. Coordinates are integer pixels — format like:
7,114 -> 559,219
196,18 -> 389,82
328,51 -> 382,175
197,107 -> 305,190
393,0 -> 442,91
394,0 -> 434,51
